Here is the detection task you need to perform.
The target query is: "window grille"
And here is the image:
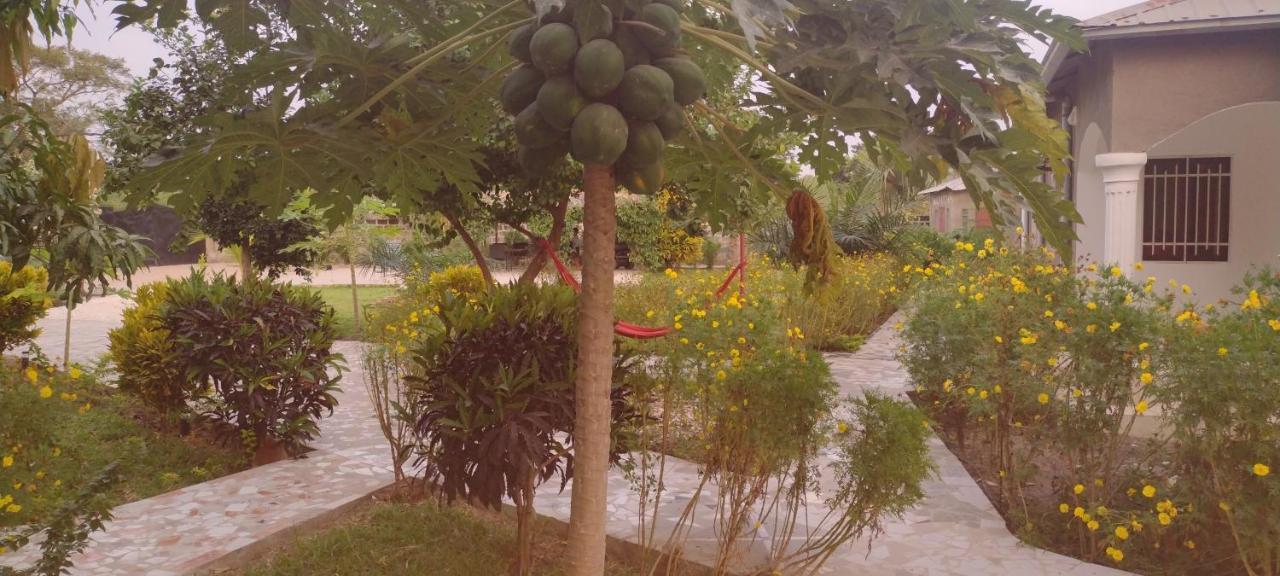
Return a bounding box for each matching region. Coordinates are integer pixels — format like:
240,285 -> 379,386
1142,157 -> 1230,262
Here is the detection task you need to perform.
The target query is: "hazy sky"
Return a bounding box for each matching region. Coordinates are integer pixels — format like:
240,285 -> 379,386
64,0 -> 1139,78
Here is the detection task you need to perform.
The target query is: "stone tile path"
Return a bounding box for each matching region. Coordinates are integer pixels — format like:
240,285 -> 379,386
8,294 -> 1130,575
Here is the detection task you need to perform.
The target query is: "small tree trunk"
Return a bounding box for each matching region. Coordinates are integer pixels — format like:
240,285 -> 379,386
239,246 -> 254,283
515,473 -> 537,576
518,194 -> 571,285
349,259 -> 361,337
565,164 -> 616,576
63,294 -> 73,369
445,214 -> 495,285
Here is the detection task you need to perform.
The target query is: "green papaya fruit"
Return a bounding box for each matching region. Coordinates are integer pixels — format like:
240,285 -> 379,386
500,65 -> 545,115
537,76 -> 587,130
653,56 -> 705,105
612,25 -> 651,69
618,161 -> 665,195
636,3 -> 681,53
530,23 -> 579,75
654,102 -> 684,139
508,24 -> 536,63
619,121 -> 664,167
515,102 -> 564,149
618,64 -> 674,121
570,103 -> 629,165
573,39 -> 625,99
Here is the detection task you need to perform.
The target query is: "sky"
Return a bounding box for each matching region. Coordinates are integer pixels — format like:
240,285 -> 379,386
64,0 -> 1141,78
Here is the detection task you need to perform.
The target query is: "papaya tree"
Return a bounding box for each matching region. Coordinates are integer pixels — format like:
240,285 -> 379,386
80,0 -> 1083,572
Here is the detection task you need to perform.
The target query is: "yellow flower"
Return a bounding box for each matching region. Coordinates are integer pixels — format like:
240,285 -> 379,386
1134,262 -> 1144,270
965,387 -> 975,396
1087,519 -> 1100,531
1140,372 -> 1153,385
1054,320 -> 1067,331
663,268 -> 678,279
715,370 -> 727,381
1059,503 -> 1070,514
1073,483 -> 1085,495
979,390 -> 988,399
1217,347 -> 1228,357
1,456 -> 11,468
1044,310 -> 1054,318
994,335 -> 1003,344
943,379 -> 954,392
1115,526 -> 1129,540
1139,341 -> 1150,351
1086,324 -> 1098,333
1073,506 -> 1085,518
993,385 -> 1002,394
711,321 -> 720,329
1158,512 -> 1171,525
1253,463 -> 1271,477
1047,357 -> 1058,367
836,421 -> 848,434
1241,290 -> 1263,310
1109,322 -> 1121,332
1182,284 -> 1192,295
1142,485 -> 1156,498
1135,400 -> 1149,415
1184,540 -> 1196,550
1037,392 -> 1050,405
674,322 -> 683,330
23,366 -> 37,384
1110,266 -> 1123,278
1269,319 -> 1280,331
1106,547 -> 1124,562
39,386 -> 52,399
6,504 -> 21,514
68,366 -> 82,380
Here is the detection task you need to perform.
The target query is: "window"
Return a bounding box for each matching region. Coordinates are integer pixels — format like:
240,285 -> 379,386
909,214 -> 931,227
1142,157 -> 1230,262
960,208 -> 972,229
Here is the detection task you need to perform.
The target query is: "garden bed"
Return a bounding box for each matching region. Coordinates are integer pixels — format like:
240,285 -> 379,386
224,492 -> 637,576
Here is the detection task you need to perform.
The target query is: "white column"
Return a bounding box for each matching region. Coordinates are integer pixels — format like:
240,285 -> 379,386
1095,152 -> 1147,273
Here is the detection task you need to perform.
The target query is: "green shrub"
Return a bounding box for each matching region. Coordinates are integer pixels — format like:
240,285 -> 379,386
0,263 -> 50,353
1155,269 -> 1280,575
161,272 -> 343,457
405,283 -> 639,573
107,283 -> 192,414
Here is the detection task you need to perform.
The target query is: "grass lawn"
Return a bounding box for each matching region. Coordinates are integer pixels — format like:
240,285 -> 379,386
0,369 -> 245,527
235,501 -> 637,576
313,285 -> 398,340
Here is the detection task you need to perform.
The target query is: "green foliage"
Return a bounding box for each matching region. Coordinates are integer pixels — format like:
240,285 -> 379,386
0,106 -> 148,299
161,272 -> 344,455
788,254 -> 910,351
194,195 -> 320,280
11,46 -> 129,137
1155,270 -> 1280,574
0,263 -> 49,353
107,282 -> 193,413
700,236 -> 719,268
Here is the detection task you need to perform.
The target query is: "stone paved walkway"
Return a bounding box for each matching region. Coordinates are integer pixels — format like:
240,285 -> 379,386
8,296 -> 1130,575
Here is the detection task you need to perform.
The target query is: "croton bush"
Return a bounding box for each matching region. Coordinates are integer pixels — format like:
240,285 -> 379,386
110,271 -> 343,462
901,235 -> 1279,574
0,263 -> 50,354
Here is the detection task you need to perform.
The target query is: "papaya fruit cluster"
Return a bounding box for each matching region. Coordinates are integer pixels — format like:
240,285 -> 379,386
500,0 -> 705,195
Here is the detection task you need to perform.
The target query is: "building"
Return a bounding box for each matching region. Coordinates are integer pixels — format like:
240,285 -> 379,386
918,177 -> 992,235
1043,0 -> 1280,301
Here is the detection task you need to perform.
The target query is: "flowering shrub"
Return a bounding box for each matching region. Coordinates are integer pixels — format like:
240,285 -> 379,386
107,283 -> 192,414
616,264 -> 929,573
0,363 -> 115,573
0,263 -> 50,354
1154,270 -> 1280,575
902,236 -> 1280,572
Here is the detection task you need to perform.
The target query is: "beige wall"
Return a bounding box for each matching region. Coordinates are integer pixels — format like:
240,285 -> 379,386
1058,29 -> 1280,302
1110,30 -> 1280,151
1141,102 -> 1280,303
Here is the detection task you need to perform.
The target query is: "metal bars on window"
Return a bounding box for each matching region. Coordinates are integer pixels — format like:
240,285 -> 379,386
1142,157 -> 1230,262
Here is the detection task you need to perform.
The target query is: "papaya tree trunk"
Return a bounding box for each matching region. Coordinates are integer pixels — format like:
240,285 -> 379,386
518,194 -> 571,285
445,213 -> 495,285
565,164 -> 616,575
349,258 -> 361,337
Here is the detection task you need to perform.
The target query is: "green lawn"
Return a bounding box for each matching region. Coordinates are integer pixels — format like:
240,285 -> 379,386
313,285 -> 399,340
237,501 -> 637,576
0,371 -> 245,528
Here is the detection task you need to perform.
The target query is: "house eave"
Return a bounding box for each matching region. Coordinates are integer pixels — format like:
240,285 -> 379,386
1042,15 -> 1280,86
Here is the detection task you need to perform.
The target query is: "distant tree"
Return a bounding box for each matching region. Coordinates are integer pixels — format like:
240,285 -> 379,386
13,45 -> 130,137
